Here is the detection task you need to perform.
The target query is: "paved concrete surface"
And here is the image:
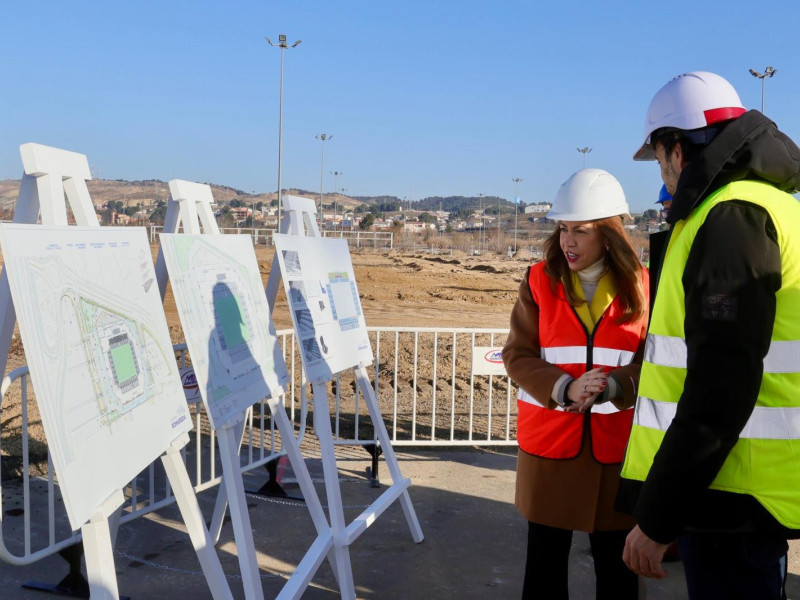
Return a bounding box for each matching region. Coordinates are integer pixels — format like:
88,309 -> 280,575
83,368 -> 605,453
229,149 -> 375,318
1,446 -> 798,599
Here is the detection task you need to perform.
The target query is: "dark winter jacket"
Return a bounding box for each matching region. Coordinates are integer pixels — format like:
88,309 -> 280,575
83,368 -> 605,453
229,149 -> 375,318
616,110 -> 800,544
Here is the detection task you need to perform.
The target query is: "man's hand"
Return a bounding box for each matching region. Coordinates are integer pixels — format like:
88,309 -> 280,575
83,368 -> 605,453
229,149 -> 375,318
623,525 -> 669,579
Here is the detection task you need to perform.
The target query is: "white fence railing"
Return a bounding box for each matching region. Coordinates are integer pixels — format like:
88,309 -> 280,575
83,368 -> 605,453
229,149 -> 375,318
148,225 -> 394,249
0,326 -> 513,570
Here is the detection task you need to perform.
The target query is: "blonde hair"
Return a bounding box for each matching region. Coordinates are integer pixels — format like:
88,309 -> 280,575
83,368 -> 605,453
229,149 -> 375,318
544,216 -> 645,323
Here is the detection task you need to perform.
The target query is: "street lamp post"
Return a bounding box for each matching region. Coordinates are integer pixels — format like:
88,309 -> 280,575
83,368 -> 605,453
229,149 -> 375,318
339,188 -> 348,232
266,34 -> 302,232
497,202 -> 502,250
315,134 -> 332,226
749,66 -> 777,114
577,147 -> 592,168
478,193 -> 484,253
330,170 -> 343,231
512,177 -> 523,253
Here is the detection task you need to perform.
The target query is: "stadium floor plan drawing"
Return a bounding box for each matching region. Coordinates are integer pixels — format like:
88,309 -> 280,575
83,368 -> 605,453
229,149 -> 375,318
160,233 -> 289,429
80,298 -> 155,425
0,224 -> 193,528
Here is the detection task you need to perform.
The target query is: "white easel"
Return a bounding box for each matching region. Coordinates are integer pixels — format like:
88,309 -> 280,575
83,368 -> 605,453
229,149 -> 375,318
267,196 -> 424,600
154,181 -> 338,600
0,144 -> 233,600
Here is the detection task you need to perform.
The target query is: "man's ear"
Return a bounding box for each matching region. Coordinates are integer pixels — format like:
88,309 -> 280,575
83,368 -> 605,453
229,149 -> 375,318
672,141 -> 687,169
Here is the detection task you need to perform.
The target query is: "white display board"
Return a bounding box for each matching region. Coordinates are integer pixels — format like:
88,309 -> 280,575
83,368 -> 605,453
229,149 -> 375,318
159,234 -> 290,429
273,234 -> 373,383
0,224 -> 193,529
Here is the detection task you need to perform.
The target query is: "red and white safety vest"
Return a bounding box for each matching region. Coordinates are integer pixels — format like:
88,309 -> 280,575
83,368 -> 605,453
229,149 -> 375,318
517,262 -> 647,464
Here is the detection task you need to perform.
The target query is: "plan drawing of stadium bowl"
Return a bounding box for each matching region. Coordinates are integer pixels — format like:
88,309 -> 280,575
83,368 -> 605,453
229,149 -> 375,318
10,244 -> 180,466
159,234 -> 289,429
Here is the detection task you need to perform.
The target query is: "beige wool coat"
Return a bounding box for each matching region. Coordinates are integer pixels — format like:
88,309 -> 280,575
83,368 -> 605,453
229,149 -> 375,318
503,268 -> 646,533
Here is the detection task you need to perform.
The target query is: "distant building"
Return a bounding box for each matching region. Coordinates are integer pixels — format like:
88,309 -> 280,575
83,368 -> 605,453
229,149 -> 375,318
524,203 -> 552,215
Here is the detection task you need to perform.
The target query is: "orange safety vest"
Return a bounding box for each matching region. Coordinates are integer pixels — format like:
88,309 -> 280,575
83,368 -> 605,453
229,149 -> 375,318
517,262 -> 646,464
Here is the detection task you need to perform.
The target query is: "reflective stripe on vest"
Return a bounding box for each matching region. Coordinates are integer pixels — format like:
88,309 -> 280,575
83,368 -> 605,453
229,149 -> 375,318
516,262 -> 647,464
621,180 -> 800,529
542,346 -> 636,368
519,388 -> 629,415
635,397 -> 800,439
645,334 -> 800,373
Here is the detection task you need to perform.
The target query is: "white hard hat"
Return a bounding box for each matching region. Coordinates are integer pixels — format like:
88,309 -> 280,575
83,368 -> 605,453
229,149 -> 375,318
547,169 -> 629,221
633,71 -> 746,160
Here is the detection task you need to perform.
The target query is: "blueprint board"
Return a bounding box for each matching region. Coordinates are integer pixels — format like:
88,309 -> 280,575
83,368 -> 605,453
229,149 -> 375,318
159,234 -> 290,429
273,234 -> 373,383
0,224 -> 193,530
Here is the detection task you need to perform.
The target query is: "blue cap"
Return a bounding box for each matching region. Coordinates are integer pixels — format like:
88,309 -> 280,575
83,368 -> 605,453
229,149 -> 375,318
657,184 -> 673,204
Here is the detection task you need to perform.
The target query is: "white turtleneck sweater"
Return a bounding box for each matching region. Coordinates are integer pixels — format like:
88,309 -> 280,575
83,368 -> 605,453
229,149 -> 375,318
577,257 -> 606,305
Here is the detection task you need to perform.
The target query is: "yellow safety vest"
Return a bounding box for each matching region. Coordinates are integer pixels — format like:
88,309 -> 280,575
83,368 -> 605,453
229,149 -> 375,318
621,180 -> 800,529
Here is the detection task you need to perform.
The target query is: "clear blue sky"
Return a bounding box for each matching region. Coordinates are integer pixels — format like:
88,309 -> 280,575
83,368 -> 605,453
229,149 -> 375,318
2,1 -> 799,213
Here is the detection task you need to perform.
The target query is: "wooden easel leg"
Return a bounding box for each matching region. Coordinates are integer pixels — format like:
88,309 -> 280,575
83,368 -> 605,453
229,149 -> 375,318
311,382 -> 356,600
208,409 -> 247,546
355,367 -> 424,543
208,416 -> 246,544
81,491 -> 125,600
208,479 -> 228,544
161,435 -> 234,600
266,394 -> 338,599
217,425 -> 265,600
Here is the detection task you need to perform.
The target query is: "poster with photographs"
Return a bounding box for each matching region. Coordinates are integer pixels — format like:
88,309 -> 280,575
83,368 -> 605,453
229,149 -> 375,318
273,234 -> 373,383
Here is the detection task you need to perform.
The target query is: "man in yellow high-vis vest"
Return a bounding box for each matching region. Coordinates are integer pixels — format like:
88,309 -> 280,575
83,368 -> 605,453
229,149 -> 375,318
619,71 -> 800,599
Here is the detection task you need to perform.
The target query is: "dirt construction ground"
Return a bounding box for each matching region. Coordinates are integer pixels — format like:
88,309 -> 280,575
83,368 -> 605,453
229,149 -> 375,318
250,246 -> 522,330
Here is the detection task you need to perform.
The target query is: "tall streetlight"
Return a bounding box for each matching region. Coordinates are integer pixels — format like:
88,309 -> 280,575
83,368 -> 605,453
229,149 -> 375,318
266,34 -> 302,231
330,170 -> 343,196
512,177 -> 523,253
339,188 -> 348,232
577,146 -> 592,168
749,66 -> 777,114
496,202 -> 502,249
315,133 -> 332,226
478,193 -> 484,253
330,170 -> 343,231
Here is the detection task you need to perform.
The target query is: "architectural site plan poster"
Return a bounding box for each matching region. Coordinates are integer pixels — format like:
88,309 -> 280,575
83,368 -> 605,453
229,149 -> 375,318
273,234 -> 373,383
160,234 -> 290,430
0,224 -> 192,529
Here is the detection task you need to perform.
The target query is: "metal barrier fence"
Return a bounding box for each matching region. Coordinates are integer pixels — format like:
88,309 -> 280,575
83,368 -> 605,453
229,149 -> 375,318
0,326 -> 513,569
148,225 -> 394,249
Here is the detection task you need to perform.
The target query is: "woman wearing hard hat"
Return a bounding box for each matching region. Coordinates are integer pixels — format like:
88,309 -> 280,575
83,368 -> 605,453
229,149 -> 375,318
503,168 -> 648,599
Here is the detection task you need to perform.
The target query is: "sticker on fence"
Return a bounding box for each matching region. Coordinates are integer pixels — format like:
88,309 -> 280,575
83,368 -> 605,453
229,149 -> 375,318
472,347 -> 507,376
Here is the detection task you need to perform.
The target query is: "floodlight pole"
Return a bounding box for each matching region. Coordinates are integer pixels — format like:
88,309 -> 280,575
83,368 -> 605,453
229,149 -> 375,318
266,34 -> 302,231
577,146 -> 592,169
749,66 -> 777,114
330,170 -> 343,231
316,134 -> 332,226
512,177 -> 523,252
478,193 -> 484,252
339,188 -> 348,232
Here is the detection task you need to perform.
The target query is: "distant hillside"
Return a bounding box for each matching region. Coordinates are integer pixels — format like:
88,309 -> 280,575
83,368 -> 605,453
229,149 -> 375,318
354,194 -> 512,213
0,179 -> 366,213
0,179 -> 531,217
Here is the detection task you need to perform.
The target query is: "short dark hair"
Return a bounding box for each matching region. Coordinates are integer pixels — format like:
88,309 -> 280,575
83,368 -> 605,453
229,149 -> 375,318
651,129 -> 704,163
651,120 -> 734,163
